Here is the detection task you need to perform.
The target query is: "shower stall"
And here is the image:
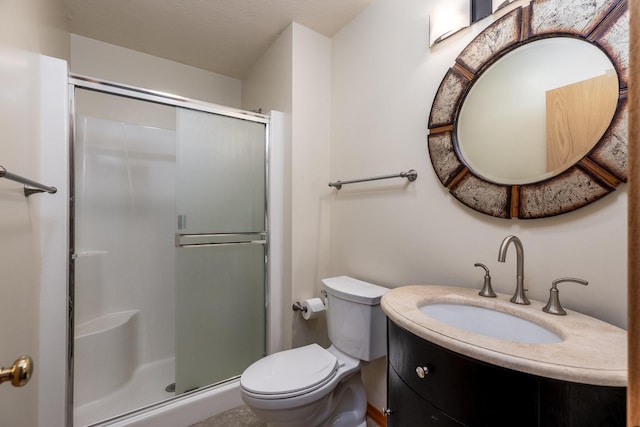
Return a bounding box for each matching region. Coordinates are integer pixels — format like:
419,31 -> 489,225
69,77 -> 274,426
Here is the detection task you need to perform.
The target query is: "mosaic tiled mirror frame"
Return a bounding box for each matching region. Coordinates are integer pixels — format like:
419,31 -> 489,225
427,0 -> 629,219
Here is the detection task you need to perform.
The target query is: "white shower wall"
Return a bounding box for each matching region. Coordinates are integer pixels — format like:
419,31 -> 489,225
74,114 -> 177,366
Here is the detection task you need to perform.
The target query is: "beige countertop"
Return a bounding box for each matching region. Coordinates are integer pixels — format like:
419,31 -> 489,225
381,285 -> 627,387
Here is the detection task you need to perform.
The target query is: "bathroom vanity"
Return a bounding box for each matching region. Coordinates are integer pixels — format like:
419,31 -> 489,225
387,321 -> 625,426
382,286 -> 627,426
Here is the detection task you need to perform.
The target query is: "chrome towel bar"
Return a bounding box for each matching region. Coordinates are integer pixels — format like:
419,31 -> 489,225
0,165 -> 57,197
328,169 -> 417,190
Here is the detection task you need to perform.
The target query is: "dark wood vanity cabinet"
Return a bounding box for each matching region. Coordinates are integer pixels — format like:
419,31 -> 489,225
387,321 -> 626,427
388,367 -> 463,426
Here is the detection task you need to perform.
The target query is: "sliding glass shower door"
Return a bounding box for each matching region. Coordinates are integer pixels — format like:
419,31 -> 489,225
174,109 -> 267,394
71,83 -> 268,425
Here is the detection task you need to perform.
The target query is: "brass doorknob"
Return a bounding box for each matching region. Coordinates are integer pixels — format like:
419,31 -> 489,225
0,356 -> 34,387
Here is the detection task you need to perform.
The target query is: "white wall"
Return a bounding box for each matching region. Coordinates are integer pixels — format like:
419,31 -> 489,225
0,0 -> 69,59
330,0 -> 627,409
242,27 -> 293,115
38,55 -> 70,427
242,23 -> 332,350
290,24 -> 333,348
71,34 -> 242,108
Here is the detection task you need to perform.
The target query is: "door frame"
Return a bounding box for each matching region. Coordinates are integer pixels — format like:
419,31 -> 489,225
628,1 -> 639,424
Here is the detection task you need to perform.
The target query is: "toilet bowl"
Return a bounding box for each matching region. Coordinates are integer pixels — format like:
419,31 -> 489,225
240,276 -> 389,427
241,345 -> 366,427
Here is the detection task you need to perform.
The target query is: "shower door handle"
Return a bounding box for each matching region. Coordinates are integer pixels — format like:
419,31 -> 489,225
0,355 -> 33,387
175,233 -> 267,248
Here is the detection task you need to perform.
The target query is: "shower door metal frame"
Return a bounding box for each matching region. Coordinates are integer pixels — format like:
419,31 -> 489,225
67,74 -> 271,426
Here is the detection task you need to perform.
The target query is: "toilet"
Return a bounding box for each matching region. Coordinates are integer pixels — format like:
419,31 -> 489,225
240,276 -> 389,427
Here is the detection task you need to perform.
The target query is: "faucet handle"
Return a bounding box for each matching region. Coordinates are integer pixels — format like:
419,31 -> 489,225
542,277 -> 588,315
474,263 -> 496,298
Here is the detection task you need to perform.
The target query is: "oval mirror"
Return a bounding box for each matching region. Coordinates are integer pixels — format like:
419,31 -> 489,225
457,37 -> 619,185
428,0 -> 629,219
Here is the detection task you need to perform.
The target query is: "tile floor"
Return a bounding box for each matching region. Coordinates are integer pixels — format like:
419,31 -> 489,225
191,404 -> 381,427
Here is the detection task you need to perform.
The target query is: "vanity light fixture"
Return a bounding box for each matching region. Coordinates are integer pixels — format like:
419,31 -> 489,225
492,0 -> 517,13
429,0 -> 470,47
472,0 -> 492,22
430,0 -> 495,47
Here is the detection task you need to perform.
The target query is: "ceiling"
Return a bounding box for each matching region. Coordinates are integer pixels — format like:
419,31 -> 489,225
63,0 -> 373,80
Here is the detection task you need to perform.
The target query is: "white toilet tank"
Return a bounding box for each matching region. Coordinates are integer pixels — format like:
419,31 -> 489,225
322,276 -> 389,361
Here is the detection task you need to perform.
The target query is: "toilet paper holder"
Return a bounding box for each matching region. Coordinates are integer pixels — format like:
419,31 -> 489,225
293,296 -> 327,321
293,291 -> 328,313
292,302 -> 307,313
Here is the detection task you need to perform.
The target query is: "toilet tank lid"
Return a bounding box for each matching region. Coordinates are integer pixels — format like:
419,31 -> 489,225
322,276 -> 389,305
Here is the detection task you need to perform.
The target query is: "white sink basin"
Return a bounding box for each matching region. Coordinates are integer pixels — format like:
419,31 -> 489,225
419,303 -> 562,344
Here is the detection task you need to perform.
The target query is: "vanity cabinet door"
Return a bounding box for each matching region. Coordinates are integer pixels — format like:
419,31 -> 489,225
539,378 -> 626,427
388,321 -> 538,426
387,365 -> 464,427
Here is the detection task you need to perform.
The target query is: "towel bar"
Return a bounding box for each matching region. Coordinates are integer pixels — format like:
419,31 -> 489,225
329,169 -> 417,190
0,165 -> 57,197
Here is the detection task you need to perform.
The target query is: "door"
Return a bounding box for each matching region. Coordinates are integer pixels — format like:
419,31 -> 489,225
174,108 -> 267,393
0,43 -> 41,427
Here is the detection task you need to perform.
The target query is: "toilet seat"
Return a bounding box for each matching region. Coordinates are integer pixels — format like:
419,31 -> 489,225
240,343 -> 338,399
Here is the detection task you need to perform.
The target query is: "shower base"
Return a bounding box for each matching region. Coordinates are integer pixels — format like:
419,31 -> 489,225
75,357 -> 175,426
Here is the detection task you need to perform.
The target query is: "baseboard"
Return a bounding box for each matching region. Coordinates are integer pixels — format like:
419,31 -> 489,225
366,402 -> 387,427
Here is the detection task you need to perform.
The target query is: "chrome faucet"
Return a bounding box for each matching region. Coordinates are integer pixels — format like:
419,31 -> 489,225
497,235 -> 530,305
